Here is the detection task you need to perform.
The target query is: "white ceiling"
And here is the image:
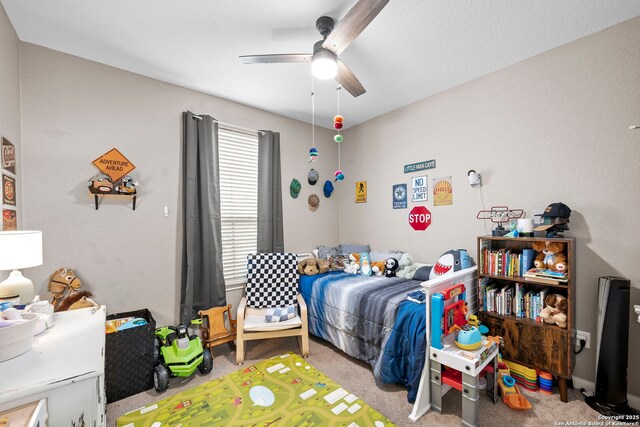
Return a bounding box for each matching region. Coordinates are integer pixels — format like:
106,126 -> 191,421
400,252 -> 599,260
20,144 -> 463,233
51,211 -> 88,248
3,1 -> 639,129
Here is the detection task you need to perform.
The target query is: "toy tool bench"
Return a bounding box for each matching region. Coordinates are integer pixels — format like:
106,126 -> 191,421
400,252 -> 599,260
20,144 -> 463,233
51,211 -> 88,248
429,283 -> 499,427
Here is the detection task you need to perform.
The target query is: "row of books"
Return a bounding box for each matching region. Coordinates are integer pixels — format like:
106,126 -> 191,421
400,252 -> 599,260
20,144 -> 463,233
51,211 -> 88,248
480,247 -> 535,277
481,281 -> 555,322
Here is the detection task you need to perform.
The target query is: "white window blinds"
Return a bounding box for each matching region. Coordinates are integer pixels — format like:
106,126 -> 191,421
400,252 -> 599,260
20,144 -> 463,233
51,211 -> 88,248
218,127 -> 258,290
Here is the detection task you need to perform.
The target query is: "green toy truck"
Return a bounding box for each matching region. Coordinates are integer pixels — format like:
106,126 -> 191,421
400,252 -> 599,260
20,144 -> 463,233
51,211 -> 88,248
153,320 -> 213,392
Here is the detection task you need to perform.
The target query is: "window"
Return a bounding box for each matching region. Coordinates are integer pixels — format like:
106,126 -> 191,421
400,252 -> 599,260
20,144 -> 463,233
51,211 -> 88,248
218,127 -> 258,291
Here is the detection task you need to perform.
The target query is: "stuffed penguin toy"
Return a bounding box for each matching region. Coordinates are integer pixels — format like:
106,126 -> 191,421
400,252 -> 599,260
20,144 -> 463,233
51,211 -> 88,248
384,258 -> 399,278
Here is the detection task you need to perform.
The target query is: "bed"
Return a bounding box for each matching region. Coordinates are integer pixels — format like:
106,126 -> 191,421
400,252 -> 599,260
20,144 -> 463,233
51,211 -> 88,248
299,265 -> 477,421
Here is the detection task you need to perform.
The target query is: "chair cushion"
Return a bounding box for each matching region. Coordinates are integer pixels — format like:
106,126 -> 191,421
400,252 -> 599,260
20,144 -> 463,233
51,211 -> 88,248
265,306 -> 296,323
246,253 -> 299,308
243,314 -> 302,331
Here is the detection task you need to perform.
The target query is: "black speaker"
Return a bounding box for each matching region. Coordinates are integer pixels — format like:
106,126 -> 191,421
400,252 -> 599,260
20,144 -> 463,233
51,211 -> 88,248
585,276 -> 639,416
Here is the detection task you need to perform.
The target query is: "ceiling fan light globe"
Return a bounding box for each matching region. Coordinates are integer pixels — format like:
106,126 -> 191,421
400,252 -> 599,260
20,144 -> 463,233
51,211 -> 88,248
312,56 -> 337,79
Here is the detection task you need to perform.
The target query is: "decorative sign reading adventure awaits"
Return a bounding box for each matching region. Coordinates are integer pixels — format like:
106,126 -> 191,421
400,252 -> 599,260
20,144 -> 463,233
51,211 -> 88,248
92,148 -> 136,182
404,159 -> 436,174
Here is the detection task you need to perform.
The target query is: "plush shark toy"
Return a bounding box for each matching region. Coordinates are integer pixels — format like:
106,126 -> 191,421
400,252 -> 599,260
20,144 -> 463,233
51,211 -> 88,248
428,249 -> 475,280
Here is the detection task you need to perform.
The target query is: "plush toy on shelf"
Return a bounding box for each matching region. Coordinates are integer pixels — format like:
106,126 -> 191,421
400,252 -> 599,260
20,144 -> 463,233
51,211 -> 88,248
297,258 -> 329,276
539,294 -> 568,328
531,241 -> 568,273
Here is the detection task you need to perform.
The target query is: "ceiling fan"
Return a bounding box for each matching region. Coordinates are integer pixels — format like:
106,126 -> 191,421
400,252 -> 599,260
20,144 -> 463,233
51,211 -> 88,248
239,0 -> 389,97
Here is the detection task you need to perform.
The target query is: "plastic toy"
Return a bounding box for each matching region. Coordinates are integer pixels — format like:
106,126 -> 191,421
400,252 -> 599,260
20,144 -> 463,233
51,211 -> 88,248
453,325 -> 483,351
334,134 -> 343,143
504,359 -> 538,391
115,175 -> 138,194
334,122 -> 343,130
308,147 -> 318,162
153,320 -> 213,392
334,170 -> 344,181
87,173 -> 114,193
334,115 -> 343,123
496,355 -> 532,410
430,283 -> 468,349
116,317 -> 148,331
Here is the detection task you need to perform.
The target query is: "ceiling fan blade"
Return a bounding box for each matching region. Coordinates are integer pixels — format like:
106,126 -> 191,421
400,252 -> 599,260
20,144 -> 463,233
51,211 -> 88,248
239,54 -> 313,64
337,60 -> 366,97
322,0 -> 389,55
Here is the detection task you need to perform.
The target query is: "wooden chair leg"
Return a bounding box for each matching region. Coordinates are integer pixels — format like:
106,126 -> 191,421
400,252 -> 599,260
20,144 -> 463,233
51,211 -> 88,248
297,334 -> 309,357
236,335 -> 245,365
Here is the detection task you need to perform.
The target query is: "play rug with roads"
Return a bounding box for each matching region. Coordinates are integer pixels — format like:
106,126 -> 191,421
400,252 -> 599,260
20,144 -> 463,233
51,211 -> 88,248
117,352 -> 396,427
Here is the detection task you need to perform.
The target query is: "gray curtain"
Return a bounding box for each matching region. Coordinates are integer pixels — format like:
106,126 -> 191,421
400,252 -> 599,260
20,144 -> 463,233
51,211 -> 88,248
257,130 -> 284,253
180,111 -> 226,323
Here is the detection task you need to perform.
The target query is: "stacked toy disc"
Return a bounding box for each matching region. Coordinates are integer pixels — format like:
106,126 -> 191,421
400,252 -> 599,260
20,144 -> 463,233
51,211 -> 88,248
308,147 -> 318,163
504,359 -> 538,391
538,370 -> 553,394
334,115 -> 343,130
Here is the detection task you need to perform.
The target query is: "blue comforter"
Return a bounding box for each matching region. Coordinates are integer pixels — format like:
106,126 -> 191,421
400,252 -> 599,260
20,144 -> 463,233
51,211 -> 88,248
300,272 -> 426,402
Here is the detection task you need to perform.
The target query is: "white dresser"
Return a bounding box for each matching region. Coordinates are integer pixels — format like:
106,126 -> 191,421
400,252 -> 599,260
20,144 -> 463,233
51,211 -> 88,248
0,306 -> 106,427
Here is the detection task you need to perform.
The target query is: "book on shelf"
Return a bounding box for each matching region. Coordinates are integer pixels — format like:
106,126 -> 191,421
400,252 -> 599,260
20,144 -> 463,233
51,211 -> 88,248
523,275 -> 562,285
480,280 -> 549,322
524,268 -> 567,282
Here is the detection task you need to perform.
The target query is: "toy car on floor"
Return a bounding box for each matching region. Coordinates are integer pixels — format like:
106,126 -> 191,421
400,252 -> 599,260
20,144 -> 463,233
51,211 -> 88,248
153,320 -> 213,392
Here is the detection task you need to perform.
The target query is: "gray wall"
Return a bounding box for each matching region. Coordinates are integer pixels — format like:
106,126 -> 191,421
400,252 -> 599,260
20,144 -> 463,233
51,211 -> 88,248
0,3 -> 20,242
19,43 -> 339,326
339,17 -> 640,394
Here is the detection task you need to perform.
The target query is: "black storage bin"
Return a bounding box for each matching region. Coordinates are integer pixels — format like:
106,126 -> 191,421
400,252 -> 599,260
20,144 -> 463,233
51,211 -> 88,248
105,308 -> 156,403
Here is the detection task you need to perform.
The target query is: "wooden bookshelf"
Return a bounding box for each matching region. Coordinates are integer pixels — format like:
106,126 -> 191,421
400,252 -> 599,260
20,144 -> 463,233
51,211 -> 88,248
476,235 -> 575,402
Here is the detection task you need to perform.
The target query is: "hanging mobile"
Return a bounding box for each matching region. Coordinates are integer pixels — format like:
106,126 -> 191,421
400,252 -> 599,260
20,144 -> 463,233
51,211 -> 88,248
308,79 -> 319,163
334,84 -> 345,181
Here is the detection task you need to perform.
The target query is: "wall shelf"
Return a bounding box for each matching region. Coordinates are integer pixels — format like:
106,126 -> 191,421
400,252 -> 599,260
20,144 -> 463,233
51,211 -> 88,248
88,188 -> 137,210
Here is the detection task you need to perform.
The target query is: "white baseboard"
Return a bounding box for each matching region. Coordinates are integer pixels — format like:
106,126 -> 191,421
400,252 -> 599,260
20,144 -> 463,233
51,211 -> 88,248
573,376 -> 639,410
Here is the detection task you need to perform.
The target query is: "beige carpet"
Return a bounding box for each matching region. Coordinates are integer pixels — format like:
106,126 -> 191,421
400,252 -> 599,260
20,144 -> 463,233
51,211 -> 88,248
107,336 -> 603,426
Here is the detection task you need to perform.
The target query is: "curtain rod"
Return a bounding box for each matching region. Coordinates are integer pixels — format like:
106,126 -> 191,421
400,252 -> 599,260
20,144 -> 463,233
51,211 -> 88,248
191,114 -> 265,136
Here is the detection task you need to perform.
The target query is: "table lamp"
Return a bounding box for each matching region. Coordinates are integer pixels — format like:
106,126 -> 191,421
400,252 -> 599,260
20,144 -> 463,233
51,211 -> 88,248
0,230 -> 43,304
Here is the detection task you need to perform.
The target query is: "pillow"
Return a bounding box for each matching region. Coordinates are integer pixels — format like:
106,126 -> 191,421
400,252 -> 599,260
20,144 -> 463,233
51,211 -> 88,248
339,243 -> 371,255
265,305 -> 297,323
429,249 -> 475,280
327,255 -> 349,271
317,245 -> 340,259
370,250 -> 404,262
413,265 -> 433,281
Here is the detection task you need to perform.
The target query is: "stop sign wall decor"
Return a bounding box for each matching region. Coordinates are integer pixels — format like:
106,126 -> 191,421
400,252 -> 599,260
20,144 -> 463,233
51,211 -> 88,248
409,206 -> 432,231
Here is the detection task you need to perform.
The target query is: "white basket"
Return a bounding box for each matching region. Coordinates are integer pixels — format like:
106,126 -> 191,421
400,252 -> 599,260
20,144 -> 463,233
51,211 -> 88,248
0,313 -> 38,362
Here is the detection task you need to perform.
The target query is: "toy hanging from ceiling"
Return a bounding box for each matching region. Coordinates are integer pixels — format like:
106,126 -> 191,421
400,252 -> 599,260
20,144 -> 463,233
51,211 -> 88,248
334,84 -> 345,182
308,80 -> 318,163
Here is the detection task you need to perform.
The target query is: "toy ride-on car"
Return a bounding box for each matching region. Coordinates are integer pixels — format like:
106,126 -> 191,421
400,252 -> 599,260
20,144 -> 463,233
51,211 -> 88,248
153,320 -> 213,392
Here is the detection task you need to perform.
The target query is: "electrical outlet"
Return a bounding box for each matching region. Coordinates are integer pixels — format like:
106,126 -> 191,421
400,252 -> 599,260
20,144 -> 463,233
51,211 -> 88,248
575,330 -> 591,349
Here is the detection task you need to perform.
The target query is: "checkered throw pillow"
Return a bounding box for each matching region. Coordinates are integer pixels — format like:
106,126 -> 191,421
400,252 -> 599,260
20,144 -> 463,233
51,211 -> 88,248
264,305 -> 297,323
246,253 -> 299,308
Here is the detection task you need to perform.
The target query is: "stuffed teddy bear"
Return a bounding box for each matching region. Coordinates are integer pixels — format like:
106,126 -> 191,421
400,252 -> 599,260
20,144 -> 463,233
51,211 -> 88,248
297,258 -> 329,276
384,257 -> 399,278
396,253 -> 417,279
539,294 -> 568,328
531,241 -> 568,273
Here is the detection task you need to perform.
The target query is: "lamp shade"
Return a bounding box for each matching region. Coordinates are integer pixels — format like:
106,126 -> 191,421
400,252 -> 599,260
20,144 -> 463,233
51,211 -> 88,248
0,231 -> 43,270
